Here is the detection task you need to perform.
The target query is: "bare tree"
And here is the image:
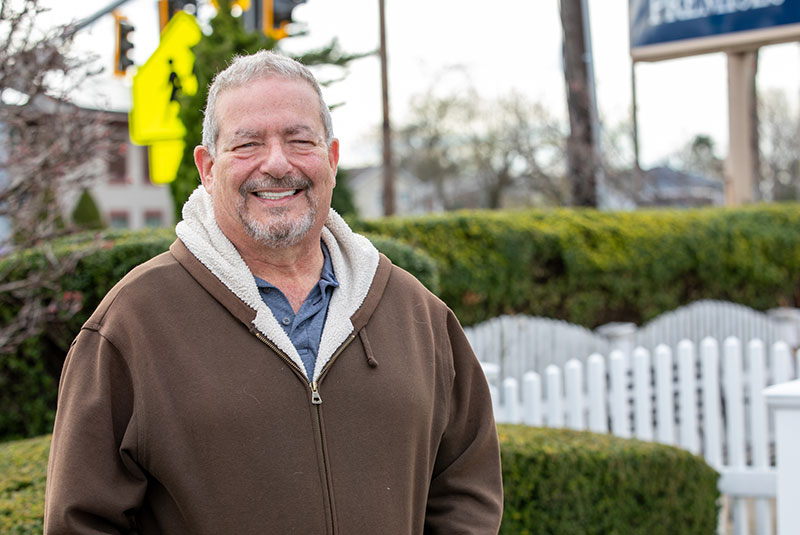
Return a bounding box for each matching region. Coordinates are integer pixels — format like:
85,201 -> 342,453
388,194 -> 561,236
0,0 -> 112,353
396,86 -> 471,210
758,88 -> 800,201
396,84 -> 569,209
499,93 -> 569,206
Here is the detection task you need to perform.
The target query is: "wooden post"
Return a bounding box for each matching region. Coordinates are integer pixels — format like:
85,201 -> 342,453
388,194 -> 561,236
765,379 -> 800,535
725,50 -> 759,205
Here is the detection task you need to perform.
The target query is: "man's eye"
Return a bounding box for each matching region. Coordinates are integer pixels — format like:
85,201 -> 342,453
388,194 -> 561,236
235,142 -> 258,150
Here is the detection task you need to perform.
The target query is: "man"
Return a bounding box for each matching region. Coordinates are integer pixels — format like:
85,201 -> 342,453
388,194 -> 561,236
45,50 -> 503,534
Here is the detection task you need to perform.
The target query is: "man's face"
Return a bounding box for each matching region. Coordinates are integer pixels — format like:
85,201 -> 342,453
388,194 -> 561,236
195,76 -> 338,251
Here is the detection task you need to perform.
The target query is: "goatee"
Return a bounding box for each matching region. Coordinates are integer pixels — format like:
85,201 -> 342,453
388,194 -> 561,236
237,175 -> 316,249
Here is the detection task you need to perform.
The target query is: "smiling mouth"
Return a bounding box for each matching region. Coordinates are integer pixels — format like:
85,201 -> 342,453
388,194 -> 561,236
253,189 -> 301,200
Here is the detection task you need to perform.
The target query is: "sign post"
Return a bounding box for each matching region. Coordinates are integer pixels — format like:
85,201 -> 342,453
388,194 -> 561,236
630,0 -> 800,62
629,0 -> 800,205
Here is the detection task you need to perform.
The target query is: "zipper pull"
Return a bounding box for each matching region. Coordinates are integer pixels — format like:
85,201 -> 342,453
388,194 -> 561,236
311,382 -> 322,405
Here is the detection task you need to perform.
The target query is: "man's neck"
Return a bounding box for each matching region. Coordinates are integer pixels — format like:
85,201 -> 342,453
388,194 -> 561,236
240,238 -> 325,313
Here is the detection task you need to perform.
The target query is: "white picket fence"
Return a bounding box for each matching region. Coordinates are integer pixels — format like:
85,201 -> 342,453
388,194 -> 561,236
465,301 -> 800,382
481,336 -> 800,535
467,315 -> 610,382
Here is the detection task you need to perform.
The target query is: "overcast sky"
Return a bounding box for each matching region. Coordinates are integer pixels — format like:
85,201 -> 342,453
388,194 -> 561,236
41,0 -> 800,170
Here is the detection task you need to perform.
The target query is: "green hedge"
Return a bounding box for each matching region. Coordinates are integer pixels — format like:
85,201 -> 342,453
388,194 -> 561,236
0,228 -> 438,441
5,204 -> 800,441
356,203 -> 800,326
0,427 -> 718,534
498,425 -> 719,535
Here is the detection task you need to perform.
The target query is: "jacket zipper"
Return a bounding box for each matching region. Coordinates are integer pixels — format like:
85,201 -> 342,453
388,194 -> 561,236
253,330 -> 356,534
252,331 -> 310,393
253,331 -> 356,404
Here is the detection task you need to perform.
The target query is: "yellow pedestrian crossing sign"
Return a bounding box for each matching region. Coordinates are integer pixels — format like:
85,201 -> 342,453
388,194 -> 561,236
129,11 -> 201,183
130,11 -> 200,143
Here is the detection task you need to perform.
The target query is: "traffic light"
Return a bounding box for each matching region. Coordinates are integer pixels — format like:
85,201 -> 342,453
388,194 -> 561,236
159,0 -> 197,31
114,13 -> 135,76
264,0 -> 306,40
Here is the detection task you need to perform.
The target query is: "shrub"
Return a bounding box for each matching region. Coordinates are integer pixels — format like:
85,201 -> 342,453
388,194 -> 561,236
356,203 -> 800,326
363,233 -> 440,294
0,229 -> 176,441
498,425 -> 720,535
0,428 -> 719,534
70,189 -> 105,230
0,228 -> 439,441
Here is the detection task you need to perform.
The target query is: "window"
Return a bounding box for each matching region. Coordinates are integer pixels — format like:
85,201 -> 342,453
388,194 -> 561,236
144,210 -> 164,228
141,145 -> 152,185
108,211 -> 129,229
108,125 -> 129,184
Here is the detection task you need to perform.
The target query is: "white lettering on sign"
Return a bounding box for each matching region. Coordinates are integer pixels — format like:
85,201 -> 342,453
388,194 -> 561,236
649,0 -> 785,26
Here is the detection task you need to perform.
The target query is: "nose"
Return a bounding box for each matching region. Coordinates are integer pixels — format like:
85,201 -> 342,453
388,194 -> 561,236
258,139 -> 292,178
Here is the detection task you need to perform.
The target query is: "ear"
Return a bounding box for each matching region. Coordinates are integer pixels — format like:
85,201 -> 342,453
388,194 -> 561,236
194,145 -> 215,192
328,138 -> 339,187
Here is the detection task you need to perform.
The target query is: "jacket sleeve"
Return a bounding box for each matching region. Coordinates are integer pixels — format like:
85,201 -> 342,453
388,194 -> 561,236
425,309 -> 504,534
44,328 -> 146,534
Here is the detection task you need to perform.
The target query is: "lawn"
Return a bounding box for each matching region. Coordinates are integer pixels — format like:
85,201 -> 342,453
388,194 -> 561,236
0,435 -> 49,534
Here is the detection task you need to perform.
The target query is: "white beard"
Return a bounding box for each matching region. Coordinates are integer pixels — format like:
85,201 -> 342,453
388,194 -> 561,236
240,202 -> 315,249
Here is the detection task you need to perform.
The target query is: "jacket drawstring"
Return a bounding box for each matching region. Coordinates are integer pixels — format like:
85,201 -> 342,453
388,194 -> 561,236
359,328 -> 379,368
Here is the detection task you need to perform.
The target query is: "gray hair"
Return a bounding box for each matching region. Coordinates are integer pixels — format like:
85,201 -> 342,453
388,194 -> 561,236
201,50 -> 334,158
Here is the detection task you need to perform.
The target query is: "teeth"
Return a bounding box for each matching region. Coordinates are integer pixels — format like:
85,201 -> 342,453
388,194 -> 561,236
255,190 -> 297,200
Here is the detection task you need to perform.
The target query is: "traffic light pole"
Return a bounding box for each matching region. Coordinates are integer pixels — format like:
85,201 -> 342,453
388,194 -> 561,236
64,0 -> 135,38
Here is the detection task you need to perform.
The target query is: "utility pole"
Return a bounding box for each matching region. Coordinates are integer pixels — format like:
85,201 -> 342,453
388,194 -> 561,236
378,0 -> 395,216
560,0 -> 599,207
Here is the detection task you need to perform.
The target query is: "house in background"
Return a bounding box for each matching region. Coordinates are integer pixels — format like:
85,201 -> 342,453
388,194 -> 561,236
1,105 -> 174,253
600,165 -> 725,210
86,112 -> 175,230
637,166 -> 724,207
346,166 -> 443,219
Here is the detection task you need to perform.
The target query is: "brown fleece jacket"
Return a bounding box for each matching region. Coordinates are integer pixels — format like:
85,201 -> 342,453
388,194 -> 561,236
45,192 -> 502,534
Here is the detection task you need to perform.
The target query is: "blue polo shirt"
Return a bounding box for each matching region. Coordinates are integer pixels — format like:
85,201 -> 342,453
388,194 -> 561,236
254,242 -> 339,379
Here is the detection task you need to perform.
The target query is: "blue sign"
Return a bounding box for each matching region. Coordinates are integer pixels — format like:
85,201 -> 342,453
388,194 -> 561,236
630,0 -> 800,50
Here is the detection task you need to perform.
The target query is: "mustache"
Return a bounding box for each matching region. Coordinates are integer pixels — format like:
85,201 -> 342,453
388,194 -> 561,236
239,175 -> 313,195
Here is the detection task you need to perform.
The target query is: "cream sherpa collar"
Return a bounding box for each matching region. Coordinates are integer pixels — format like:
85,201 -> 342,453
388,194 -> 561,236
175,186 -> 380,382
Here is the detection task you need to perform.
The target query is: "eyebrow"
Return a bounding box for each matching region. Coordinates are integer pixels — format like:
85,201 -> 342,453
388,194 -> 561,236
231,128 -> 261,140
228,124 -> 321,142
283,125 -> 319,138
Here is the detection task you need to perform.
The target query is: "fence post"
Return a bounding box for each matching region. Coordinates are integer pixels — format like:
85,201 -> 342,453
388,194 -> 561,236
633,347 -> 652,441
587,354 -> 606,433
749,339 -> 772,535
677,340 -> 699,454
522,371 -> 542,427
609,350 -> 629,438
565,359 -> 584,430
596,321 -> 637,359
701,337 -> 722,468
655,344 -> 674,445
503,377 -> 520,423
546,365 -> 563,427
767,307 -> 800,348
480,362 -> 501,422
764,379 -> 800,535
